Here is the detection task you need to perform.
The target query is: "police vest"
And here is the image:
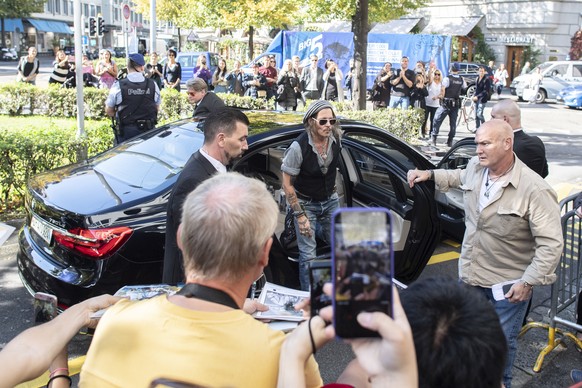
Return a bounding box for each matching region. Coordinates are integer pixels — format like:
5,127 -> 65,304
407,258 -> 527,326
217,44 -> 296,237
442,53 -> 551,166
444,75 -> 464,99
293,131 -> 340,201
118,78 -> 157,125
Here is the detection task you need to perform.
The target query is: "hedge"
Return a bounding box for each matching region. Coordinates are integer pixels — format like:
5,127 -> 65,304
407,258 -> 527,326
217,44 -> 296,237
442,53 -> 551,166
0,82 -> 422,211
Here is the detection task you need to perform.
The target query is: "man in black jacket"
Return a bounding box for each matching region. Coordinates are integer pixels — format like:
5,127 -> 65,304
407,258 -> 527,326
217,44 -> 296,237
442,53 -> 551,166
163,109 -> 249,284
187,77 -> 226,118
491,99 -> 548,178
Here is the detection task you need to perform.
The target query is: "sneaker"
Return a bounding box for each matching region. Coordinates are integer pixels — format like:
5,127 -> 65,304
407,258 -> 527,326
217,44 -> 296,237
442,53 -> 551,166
571,369 -> 582,383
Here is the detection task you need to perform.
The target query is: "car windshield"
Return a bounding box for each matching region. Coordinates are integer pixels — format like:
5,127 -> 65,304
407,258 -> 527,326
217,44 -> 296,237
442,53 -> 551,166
92,121 -> 204,190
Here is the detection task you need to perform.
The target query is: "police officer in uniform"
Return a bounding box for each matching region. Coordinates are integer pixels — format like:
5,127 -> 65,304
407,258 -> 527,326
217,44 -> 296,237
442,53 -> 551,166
105,53 -> 161,144
430,62 -> 466,147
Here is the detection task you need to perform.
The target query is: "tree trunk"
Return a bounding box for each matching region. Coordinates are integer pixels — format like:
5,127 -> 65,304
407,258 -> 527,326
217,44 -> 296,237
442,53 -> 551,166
1,18 -> 6,49
248,25 -> 254,62
352,0 -> 369,110
177,27 -> 181,52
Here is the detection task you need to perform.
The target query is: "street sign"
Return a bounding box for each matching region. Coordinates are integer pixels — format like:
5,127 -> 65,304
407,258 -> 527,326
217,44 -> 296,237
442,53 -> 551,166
122,4 -> 132,33
82,35 -> 88,45
123,4 -> 131,20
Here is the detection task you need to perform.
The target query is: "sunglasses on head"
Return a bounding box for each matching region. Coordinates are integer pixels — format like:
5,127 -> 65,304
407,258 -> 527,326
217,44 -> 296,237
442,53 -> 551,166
312,118 -> 337,126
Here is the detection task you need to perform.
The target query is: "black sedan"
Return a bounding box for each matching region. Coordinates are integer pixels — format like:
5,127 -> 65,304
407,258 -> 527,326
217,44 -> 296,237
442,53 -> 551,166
17,111 -> 475,308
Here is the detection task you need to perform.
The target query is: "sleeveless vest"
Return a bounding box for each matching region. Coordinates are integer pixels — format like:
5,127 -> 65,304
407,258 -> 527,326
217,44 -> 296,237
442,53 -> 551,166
118,78 -> 157,125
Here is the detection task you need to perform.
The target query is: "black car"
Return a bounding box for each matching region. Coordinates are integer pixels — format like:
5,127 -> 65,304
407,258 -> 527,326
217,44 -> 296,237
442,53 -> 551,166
17,111 -> 476,308
456,62 -> 495,96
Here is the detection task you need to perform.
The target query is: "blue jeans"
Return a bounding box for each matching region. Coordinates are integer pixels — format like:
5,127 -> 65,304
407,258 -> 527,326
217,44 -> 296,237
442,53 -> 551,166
474,286 -> 529,388
475,100 -> 486,128
295,193 -> 339,291
389,95 -> 410,109
431,105 -> 459,145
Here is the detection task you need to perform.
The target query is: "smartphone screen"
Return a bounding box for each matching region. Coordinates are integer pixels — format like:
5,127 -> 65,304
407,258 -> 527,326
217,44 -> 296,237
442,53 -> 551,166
309,260 -> 332,316
332,208 -> 393,338
33,292 -> 58,324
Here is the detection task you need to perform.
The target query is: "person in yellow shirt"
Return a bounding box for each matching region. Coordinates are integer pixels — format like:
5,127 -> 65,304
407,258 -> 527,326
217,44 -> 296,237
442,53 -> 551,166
80,172 -> 323,387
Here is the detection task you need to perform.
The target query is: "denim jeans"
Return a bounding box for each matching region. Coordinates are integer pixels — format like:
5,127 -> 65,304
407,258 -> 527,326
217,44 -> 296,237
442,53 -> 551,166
431,105 -> 459,145
295,193 -> 339,291
389,95 -> 410,109
475,100 -> 486,128
474,286 -> 530,388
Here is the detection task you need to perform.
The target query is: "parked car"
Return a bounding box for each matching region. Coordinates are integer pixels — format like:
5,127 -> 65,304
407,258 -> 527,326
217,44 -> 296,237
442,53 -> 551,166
159,51 -> 220,86
113,47 -> 126,58
0,47 -> 18,61
556,84 -> 582,109
510,61 -> 582,103
455,62 -> 495,96
17,111 -> 476,308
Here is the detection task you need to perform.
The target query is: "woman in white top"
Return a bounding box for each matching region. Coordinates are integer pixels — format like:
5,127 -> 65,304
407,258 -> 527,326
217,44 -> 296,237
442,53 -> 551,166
493,64 -> 509,97
422,69 -> 443,139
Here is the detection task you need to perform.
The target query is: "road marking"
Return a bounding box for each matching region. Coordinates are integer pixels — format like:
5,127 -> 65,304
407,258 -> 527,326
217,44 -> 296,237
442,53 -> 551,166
443,239 -> 461,248
554,183 -> 582,202
16,356 -> 85,388
427,251 -> 460,265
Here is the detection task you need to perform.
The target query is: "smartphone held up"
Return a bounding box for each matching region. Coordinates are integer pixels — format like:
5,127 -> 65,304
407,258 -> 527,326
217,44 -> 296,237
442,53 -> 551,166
331,208 -> 393,338
33,292 -> 58,324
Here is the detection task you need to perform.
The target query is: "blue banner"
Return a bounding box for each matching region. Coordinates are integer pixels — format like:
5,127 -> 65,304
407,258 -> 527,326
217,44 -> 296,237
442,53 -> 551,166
366,34 -> 452,89
264,31 -> 451,90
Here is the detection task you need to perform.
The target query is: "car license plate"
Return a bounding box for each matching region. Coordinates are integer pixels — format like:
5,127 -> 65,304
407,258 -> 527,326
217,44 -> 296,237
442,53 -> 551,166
31,216 -> 53,245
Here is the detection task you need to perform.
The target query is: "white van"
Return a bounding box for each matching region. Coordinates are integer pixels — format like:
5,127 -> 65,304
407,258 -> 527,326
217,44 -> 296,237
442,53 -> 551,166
510,61 -> 582,103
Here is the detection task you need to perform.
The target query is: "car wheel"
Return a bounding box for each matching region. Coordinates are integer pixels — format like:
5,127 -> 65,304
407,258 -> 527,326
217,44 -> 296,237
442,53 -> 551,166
536,89 -> 547,104
465,85 -> 476,97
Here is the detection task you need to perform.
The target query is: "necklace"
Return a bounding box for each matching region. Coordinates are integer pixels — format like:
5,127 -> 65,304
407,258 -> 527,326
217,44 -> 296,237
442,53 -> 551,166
316,137 -> 329,160
483,162 -> 515,199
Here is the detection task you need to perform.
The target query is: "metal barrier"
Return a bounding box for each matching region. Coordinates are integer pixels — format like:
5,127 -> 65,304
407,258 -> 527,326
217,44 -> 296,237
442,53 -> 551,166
519,191 -> 582,372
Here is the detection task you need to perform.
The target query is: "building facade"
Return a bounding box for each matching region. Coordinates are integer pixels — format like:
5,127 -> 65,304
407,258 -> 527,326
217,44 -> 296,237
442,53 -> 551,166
411,0 -> 582,80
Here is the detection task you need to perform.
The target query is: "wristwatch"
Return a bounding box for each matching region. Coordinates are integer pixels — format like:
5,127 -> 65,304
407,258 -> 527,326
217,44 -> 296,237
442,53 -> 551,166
522,280 -> 534,289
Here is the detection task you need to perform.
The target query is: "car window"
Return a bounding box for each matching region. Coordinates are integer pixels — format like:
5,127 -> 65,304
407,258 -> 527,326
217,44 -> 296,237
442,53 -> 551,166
438,144 -> 477,170
93,122 -> 204,189
572,65 -> 582,78
343,132 -> 417,172
547,64 -> 568,78
348,147 -> 396,195
467,64 -> 479,74
209,54 -> 219,68
178,55 -> 191,68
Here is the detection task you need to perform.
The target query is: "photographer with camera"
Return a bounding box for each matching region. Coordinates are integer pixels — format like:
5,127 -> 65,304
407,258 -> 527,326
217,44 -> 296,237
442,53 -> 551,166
105,53 -> 161,145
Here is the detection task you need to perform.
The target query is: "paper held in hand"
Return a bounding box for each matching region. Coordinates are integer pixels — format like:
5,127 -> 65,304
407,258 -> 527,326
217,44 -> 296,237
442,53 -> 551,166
91,284 -> 180,319
254,282 -> 309,322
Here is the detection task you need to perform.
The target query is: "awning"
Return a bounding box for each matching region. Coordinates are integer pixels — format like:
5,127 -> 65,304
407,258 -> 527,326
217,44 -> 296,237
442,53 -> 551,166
27,19 -> 73,34
370,18 -> 422,34
2,18 -> 24,33
421,16 -> 483,36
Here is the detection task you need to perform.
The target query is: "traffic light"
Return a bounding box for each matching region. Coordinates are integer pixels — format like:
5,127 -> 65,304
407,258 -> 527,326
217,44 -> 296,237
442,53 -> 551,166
98,16 -> 104,36
89,17 -> 96,37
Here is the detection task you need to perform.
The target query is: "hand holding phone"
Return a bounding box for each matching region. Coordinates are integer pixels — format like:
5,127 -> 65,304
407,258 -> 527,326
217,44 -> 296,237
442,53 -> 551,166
309,260 -> 332,317
332,208 -> 393,338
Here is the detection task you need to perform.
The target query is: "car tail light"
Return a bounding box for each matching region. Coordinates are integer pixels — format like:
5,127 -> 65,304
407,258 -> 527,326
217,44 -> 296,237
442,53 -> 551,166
53,226 -> 133,259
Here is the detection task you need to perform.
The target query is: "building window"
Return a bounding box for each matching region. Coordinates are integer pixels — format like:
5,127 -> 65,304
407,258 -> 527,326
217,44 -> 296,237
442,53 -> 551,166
55,0 -> 61,14
115,8 -> 120,22
90,4 -> 95,17
97,6 -> 101,16
47,0 -> 54,13
83,3 -> 89,17
63,0 -> 68,15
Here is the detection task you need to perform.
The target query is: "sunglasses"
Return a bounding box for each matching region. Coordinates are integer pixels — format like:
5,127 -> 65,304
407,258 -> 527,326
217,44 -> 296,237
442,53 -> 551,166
312,118 -> 337,126
187,91 -> 197,96
435,73 -> 441,75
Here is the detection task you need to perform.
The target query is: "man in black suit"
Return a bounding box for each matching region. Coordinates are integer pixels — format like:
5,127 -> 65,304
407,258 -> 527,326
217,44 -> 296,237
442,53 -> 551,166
187,77 -> 226,118
163,109 -> 250,284
491,99 -> 549,178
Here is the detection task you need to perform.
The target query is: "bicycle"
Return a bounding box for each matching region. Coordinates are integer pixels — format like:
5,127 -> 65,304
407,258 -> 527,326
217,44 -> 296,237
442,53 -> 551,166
456,96 -> 476,133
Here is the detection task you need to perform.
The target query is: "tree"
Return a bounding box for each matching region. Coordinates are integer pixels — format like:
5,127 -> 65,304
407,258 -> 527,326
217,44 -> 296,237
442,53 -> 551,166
133,0 -> 297,61
301,0 -> 428,109
0,0 -> 44,49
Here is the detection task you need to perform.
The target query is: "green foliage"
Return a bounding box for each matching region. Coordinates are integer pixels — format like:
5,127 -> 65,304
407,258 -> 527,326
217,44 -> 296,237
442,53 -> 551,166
158,88 -> 193,123
471,27 -> 496,64
523,46 -> 543,68
0,82 -> 39,115
0,0 -> 44,19
0,117 -> 112,211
